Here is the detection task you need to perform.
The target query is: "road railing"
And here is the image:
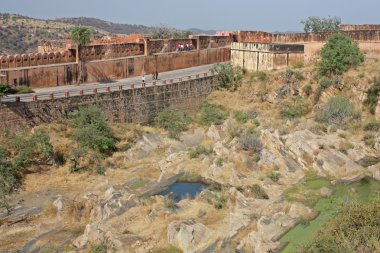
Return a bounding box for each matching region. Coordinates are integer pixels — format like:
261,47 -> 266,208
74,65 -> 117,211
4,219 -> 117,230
2,71 -> 216,103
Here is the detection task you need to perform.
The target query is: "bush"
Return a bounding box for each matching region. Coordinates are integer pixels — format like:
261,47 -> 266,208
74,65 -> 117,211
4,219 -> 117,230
316,95 -> 361,125
154,107 -> 190,139
11,130 -> 53,167
234,111 -> 249,124
363,78 -> 380,114
0,163 -> 17,214
318,33 -> 364,76
239,133 -> 263,154
293,61 -> 304,69
268,171 -> 281,182
188,145 -> 212,159
281,96 -> 312,119
215,157 -> 224,167
211,63 -> 243,91
299,198 -> 380,253
71,105 -> 116,154
319,76 -> 332,90
90,243 -> 108,253
14,86 -> 34,94
302,85 -> 313,96
199,101 -> 227,126
0,82 -> 11,97
363,133 -> 376,148
363,117 -> 380,131
251,184 -> 269,199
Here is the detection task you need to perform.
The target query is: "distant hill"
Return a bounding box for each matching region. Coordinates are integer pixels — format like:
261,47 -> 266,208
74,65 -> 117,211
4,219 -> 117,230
0,13 -> 217,55
187,28 -> 217,35
55,17 -> 156,35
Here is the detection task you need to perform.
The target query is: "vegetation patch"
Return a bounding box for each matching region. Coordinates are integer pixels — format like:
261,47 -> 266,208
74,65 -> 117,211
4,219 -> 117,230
318,33 -> 363,76
363,77 -> 380,114
316,95 -> 361,125
281,96 -> 312,119
251,184 -> 269,199
211,62 -> 243,91
199,101 -> 227,126
188,145 -> 213,159
154,107 -> 191,139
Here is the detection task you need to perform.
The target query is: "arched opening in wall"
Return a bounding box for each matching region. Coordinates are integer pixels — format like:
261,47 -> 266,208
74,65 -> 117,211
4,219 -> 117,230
0,56 -> 8,69
48,52 -> 55,64
15,55 -> 22,68
29,54 -> 36,66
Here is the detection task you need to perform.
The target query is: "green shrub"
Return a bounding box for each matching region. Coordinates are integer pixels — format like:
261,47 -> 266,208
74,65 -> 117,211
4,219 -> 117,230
239,133 -> 263,154
14,86 -> 34,94
251,184 -> 269,199
213,194 -> 227,209
154,107 -> 190,138
256,71 -> 268,81
199,101 -> 227,126
228,126 -> 242,138
316,95 -> 361,125
281,96 -> 312,119
363,117 -> 380,131
338,141 -> 353,155
318,33 -> 364,76
95,166 -> 106,175
268,171 -> 281,182
215,157 -> 224,167
234,111 -> 249,123
0,82 -> 11,97
299,198 -> 380,253
293,61 -> 304,69
363,133 -> 376,148
319,76 -> 332,90
211,63 -> 243,91
188,145 -> 212,159
90,243 -> 108,253
293,70 -> 305,81
363,78 -> 380,114
11,130 -> 53,167
0,163 -> 17,214
302,85 -> 313,96
71,105 -> 116,154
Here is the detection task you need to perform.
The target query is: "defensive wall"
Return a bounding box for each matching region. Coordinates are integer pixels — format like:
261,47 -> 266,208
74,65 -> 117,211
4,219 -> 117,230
233,29 -> 380,63
0,74 -> 216,130
0,35 -> 231,87
231,42 -> 304,71
1,47 -> 230,88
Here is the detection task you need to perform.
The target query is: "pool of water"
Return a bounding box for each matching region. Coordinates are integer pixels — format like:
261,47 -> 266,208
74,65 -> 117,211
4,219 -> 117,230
160,182 -> 206,202
280,177 -> 380,253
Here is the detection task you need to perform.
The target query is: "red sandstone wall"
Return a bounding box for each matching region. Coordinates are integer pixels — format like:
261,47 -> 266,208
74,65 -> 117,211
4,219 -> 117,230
2,48 -> 230,88
340,25 -> 380,31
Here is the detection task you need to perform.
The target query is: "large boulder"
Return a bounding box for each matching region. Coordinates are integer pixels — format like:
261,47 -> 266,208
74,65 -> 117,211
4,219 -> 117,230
257,212 -> 297,241
167,220 -> 214,253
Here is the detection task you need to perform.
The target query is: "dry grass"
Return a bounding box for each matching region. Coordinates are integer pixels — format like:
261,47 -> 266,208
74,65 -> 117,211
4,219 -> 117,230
43,201 -> 58,218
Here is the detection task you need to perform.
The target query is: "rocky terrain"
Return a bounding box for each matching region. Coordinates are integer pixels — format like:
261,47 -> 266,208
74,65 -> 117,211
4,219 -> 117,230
0,60 -> 379,253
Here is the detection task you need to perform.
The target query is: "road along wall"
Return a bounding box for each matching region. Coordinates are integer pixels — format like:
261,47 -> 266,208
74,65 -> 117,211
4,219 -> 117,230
0,74 -> 217,130
1,47 -> 230,88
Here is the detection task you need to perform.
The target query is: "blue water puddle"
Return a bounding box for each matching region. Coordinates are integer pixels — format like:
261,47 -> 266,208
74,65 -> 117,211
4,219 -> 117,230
160,182 -> 206,202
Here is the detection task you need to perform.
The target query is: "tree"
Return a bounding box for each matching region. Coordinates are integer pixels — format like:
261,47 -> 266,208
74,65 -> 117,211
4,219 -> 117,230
152,25 -> 174,39
301,16 -> 341,33
211,63 -> 243,91
0,82 -> 11,98
70,26 -> 92,83
318,33 -> 363,76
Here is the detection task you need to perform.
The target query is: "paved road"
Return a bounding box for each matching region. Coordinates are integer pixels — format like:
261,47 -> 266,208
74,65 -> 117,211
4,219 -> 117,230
1,64 -> 216,103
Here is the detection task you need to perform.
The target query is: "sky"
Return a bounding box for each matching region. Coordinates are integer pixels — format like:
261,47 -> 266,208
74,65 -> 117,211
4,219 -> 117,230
1,0 -> 379,32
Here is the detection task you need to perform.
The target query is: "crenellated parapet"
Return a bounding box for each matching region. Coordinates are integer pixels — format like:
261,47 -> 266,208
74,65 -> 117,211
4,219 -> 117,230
0,50 -> 75,69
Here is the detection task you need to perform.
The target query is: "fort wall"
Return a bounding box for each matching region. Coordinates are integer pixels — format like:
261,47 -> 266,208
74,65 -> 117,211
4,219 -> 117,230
2,47 -> 230,87
0,75 -> 216,130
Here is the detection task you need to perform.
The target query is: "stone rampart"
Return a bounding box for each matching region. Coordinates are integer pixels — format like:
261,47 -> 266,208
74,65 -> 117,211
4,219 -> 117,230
0,75 -> 216,130
2,48 -> 230,87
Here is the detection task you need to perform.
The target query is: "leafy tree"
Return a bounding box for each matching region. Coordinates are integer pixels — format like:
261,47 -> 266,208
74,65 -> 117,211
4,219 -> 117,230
152,24 -> 175,39
318,33 -> 364,76
301,16 -> 341,33
71,105 -> 116,154
0,145 -> 17,214
70,26 -> 92,83
211,63 -> 243,91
